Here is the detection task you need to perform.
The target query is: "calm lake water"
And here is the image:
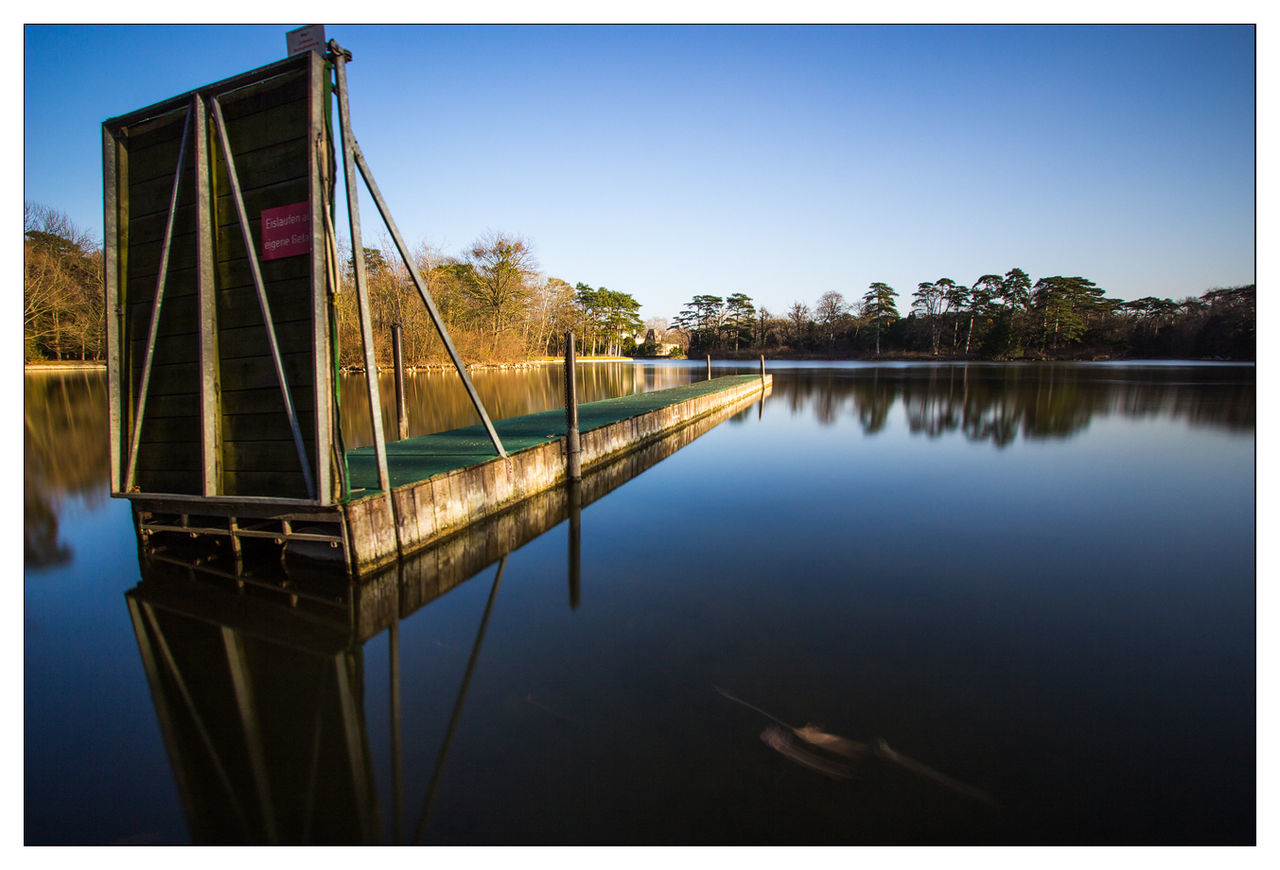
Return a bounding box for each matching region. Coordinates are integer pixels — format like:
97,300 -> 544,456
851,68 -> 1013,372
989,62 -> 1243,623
24,361 -> 1255,844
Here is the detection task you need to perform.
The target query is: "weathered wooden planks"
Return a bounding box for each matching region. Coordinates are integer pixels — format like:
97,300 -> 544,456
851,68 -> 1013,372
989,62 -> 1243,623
106,51 -> 330,502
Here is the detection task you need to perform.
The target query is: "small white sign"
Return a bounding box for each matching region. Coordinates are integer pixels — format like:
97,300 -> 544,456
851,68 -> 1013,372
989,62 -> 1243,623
287,24 -> 326,57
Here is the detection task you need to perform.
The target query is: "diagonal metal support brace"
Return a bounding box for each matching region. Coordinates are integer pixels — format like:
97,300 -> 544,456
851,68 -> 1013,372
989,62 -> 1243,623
125,101 -> 193,492
351,144 -> 507,459
329,39 -> 506,460
330,43 -> 394,502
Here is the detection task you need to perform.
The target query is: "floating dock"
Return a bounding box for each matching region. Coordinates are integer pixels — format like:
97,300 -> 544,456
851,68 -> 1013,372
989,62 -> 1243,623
132,373 -> 770,573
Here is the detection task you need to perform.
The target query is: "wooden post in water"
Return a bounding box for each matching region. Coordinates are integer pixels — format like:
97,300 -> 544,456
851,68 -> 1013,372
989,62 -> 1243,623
392,323 -> 409,441
760,354 -> 766,386
706,354 -> 712,381
564,332 -> 582,481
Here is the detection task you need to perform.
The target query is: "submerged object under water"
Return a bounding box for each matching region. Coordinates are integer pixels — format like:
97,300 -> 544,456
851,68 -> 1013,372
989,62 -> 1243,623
759,725 -> 864,780
873,738 -> 996,805
716,685 -> 994,804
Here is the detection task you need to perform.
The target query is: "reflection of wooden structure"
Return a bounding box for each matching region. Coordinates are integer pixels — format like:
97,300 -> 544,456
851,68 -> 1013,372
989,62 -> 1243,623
127,575 -> 378,844
127,385 -> 762,843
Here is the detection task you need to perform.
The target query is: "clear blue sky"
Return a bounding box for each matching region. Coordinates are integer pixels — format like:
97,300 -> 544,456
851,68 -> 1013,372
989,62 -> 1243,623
23,23 -> 1256,322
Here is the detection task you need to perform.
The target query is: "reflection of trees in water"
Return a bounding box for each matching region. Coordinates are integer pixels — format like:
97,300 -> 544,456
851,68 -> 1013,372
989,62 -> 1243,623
1110,374 -> 1256,432
773,364 -> 1254,446
811,382 -> 843,426
339,365 -> 697,449
903,367 -> 964,439
857,370 -> 896,435
1021,366 -> 1095,440
24,495 -> 70,569
24,371 -> 109,567
896,365 -> 1099,442
962,386 -> 1022,448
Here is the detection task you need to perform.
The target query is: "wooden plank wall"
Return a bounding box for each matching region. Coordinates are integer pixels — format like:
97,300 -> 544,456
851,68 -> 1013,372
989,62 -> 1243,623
114,57 -> 324,500
211,71 -> 317,499
124,109 -> 204,494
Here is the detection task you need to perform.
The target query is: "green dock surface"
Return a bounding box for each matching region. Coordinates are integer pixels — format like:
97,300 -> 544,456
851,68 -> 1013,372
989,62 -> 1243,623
344,374 -> 762,497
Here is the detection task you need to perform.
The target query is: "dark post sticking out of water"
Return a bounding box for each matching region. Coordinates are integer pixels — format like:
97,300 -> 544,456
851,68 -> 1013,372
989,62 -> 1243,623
760,355 -> 766,387
564,332 -> 581,481
392,323 -> 408,441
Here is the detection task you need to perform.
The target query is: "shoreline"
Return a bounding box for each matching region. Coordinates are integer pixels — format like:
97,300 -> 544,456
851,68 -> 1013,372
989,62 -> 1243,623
24,353 -> 1250,375
23,361 -> 107,371
345,357 -> 633,374
19,358 -> 634,375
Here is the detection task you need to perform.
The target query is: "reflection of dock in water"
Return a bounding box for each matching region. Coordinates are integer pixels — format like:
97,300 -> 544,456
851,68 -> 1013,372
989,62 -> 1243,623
125,387 -> 766,843
357,380 -> 766,638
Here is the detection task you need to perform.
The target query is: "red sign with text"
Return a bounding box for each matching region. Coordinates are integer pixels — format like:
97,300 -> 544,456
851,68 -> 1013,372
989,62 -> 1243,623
261,202 -> 312,261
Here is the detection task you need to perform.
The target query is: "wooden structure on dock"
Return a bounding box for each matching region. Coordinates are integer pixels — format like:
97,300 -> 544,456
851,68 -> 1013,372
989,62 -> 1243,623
105,38 -> 772,575
104,47 -> 349,548
105,49 -> 333,501
103,40 -> 506,568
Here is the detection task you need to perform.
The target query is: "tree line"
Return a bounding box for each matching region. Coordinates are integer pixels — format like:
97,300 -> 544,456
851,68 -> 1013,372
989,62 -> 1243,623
22,203 -> 643,366
334,230 -> 643,368
24,202 -> 1252,366
672,268 -> 1254,360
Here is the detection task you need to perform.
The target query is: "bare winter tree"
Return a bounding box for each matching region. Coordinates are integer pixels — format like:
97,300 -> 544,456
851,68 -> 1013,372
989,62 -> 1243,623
814,291 -> 849,348
24,202 -> 104,361
463,232 -> 538,345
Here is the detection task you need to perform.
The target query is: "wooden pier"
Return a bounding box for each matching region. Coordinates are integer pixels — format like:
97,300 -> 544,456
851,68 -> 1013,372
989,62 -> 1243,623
135,376 -> 765,634
131,372 -> 770,573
